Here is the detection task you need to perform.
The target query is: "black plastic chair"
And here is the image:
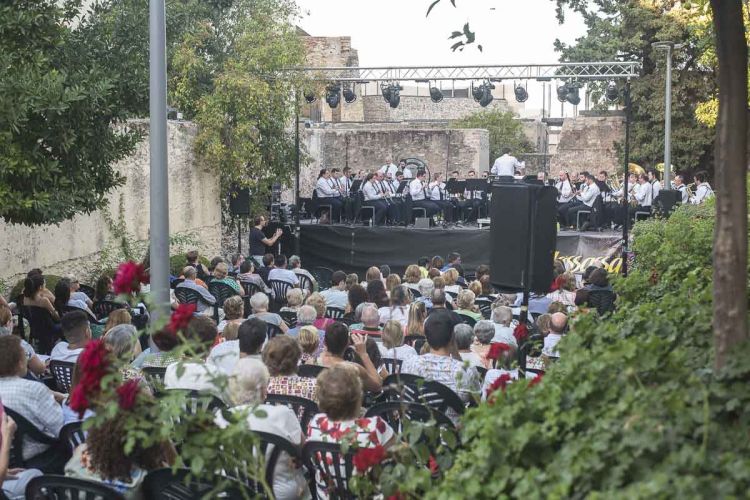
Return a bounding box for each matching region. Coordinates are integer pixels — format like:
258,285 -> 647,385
456,313 -> 477,327
364,401 -> 454,433
77,284 -> 96,300
142,468 -> 252,500
266,322 -> 283,340
240,281 -> 265,318
265,394 -> 319,433
475,298 -> 493,319
208,281 -> 240,322
49,360 -> 75,393
3,407 -> 61,469
174,287 -> 213,310
26,475 -> 126,500
19,305 -> 59,355
311,267 -> 334,290
404,335 -> 427,353
165,389 -> 227,425
279,310 -> 298,328
302,441 -> 356,500
381,357 -> 403,375
381,374 -> 467,416
297,364 -> 326,379
253,431 -> 303,495
297,273 -> 314,294
325,307 -> 345,320
91,300 -> 127,321
475,366 -> 488,380
267,280 -> 292,311
142,366 -> 167,386
59,421 -> 86,454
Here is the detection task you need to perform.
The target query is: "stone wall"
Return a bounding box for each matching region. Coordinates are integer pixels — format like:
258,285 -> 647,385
298,123 -> 489,198
361,95 -> 511,122
550,112 -> 626,175
0,120 -> 222,287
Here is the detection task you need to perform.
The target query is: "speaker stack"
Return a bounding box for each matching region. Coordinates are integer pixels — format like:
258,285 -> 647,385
228,186 -> 251,216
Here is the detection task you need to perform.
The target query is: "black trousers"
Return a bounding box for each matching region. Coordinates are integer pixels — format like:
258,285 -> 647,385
341,196 -> 355,221
318,197 -> 343,222
432,200 -> 455,222
558,199 -> 582,226
459,199 -> 481,222
363,200 -> 388,225
567,203 -> 593,227
413,199 -> 440,218
387,199 -> 405,224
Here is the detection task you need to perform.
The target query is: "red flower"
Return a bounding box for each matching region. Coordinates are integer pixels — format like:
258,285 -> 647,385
168,303 -> 197,333
352,445 -> 386,472
487,342 -> 511,360
428,455 -> 439,475
70,339 -> 111,417
68,385 -> 89,414
117,379 -> 140,410
113,261 -> 149,295
513,323 -> 529,344
387,494 -> 405,500
375,418 -> 386,434
485,373 -> 512,399
528,373 -> 544,388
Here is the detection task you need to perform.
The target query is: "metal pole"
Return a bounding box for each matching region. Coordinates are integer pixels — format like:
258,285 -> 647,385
294,92 -> 301,256
621,80 -> 631,277
148,0 -> 170,320
663,44 -> 673,188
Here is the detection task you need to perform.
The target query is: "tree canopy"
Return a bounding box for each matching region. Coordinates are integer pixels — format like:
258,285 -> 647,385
453,110 -> 534,163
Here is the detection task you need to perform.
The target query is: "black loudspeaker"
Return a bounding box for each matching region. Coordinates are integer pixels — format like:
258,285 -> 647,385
228,187 -> 250,216
654,189 -> 681,215
490,182 -> 557,293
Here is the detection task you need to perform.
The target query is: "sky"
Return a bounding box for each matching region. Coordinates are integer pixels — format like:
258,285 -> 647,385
295,0 -> 588,114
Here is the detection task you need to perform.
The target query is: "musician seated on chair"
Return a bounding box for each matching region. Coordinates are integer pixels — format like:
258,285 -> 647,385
315,168 -> 344,223
629,173 -> 653,220
267,255 -> 299,288
409,169 -> 440,219
361,172 -> 389,225
175,267 -> 216,313
564,173 -> 601,229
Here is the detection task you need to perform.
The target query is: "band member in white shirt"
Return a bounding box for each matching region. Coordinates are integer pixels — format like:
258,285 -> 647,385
647,168 -> 662,202
691,171 -> 714,205
628,173 -> 653,221
462,169 -> 485,222
566,173 -> 601,228
331,167 -> 353,221
490,147 -> 525,177
398,160 -> 413,179
673,174 -> 690,204
361,173 -> 388,225
409,170 -> 440,219
315,168 -> 343,222
375,171 -> 403,224
378,157 -> 398,179
556,171 -> 575,204
428,172 -> 455,223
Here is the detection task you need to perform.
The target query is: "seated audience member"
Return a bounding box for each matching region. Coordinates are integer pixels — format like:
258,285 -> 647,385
227,253 -> 245,276
417,257 -> 430,278
0,336 -> 65,473
280,288 -> 304,314
428,290 -> 462,327
164,316 -> 226,400
478,275 -> 497,300
350,304 -> 382,336
208,256 -> 226,275
525,292 -> 553,316
21,273 -> 59,323
366,279 -> 389,309
216,358 -> 309,500
1,403 -> 43,499
406,302 -> 426,337
289,255 -> 317,294
402,265 -> 422,293
65,387 -> 175,497
343,285 -> 368,322
468,280 -> 482,298
320,271 -> 348,310
0,306 -> 45,378
427,268 -> 441,280
140,321 -> 186,369
455,290 -> 482,322
298,326 -> 321,364
430,256 -> 445,272
247,293 -> 288,334
547,272 -> 577,307
51,310 -> 92,362
491,306 -> 517,346
574,268 -> 616,314
208,317 -> 266,374
378,285 -> 411,326
217,295 -> 244,333
212,262 -> 244,296
54,279 -> 95,318
186,249 -> 211,282
257,254 -> 275,284
543,312 -> 567,358
475,264 -> 490,281
547,301 -> 568,315
307,365 -> 395,499
536,314 -> 552,336
64,275 -> 93,307
104,324 -> 142,381
401,309 -> 481,402
379,265 -> 391,280
315,323 -> 381,392
415,279 -> 435,309
379,320 -> 418,360
104,309 -> 132,335
364,266 -> 382,285
441,252 -> 460,272
263,336 -> 317,401
344,273 -> 359,291
452,263 -> 467,287
237,260 -> 273,296
287,306 -> 323,340
175,267 -> 216,313
94,275 -> 117,304
268,254 -> 300,287
305,293 -> 333,331
385,274 -> 401,297
454,324 -> 483,368
442,268 -> 462,295
471,320 -> 496,368
481,342 -> 523,401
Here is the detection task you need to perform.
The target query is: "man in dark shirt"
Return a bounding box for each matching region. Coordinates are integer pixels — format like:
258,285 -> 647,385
249,215 -> 282,267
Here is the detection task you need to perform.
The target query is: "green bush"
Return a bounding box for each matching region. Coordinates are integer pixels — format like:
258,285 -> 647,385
169,254 -> 210,277
416,199 -> 750,499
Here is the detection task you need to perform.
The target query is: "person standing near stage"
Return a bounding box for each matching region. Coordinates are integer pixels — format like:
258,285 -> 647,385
490,148 -> 525,177
315,168 -> 344,222
249,215 -> 282,267
409,170 -> 440,220
362,173 -> 389,225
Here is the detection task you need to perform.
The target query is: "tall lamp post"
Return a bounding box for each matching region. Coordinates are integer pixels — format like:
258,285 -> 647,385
652,41 -> 683,189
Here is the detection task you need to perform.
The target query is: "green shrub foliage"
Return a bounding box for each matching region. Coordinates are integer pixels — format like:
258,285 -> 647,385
419,200 -> 750,499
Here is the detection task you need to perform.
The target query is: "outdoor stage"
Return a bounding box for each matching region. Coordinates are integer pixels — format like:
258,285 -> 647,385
297,223 -> 623,276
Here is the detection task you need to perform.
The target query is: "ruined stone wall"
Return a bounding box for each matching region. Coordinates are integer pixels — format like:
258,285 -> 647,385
0,120 -> 221,287
361,95 -> 510,122
550,112 -> 626,175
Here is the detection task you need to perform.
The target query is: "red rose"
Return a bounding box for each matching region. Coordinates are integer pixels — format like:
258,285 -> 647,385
117,379 -> 140,410
168,303 -> 197,333
485,373 -> 512,400
513,323 -> 529,344
428,455 -> 439,474
69,339 -> 111,416
487,342 -> 511,360
113,261 -> 149,295
375,418 -> 386,434
69,385 -> 89,415
352,445 -> 386,472
528,373 -> 543,388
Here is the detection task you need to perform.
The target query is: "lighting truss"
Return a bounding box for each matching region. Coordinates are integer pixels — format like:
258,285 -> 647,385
277,62 -> 641,82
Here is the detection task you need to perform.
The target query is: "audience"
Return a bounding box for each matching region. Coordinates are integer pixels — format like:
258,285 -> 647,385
491,306 -> 517,346
543,312 -> 567,358
0,402 -> 42,499
287,305 -> 323,340
305,293 -> 333,331
454,324 -> 483,368
428,290 -> 462,326
366,279 -> 389,309
0,305 -> 45,378
268,254 -> 300,287
442,268 -> 461,295
406,301 -> 427,337
175,267 -> 216,313
378,285 -> 410,326
208,317 -> 266,374
344,284 -> 368,322
217,295 -> 244,333
212,262 -> 245,297
247,293 -> 288,334
257,254 -> 275,284
379,320 -> 418,360
481,343 -> 521,400
263,336 -> 317,401
320,271 -> 348,310
547,272 -> 577,307
455,289 -> 482,321
280,288 -> 304,314
385,273 -> 401,296
22,273 -> 59,330
471,320 -> 496,368
344,273 -> 359,291
94,275 -> 116,304
403,265 -> 422,293
237,260 -> 272,295
415,278 -> 435,309
351,304 -> 382,336
50,310 -> 92,363
315,323 -> 381,392
297,326 -> 321,364
104,309 -> 132,334
186,250 -> 211,282
103,324 -> 142,380
289,255 -> 317,294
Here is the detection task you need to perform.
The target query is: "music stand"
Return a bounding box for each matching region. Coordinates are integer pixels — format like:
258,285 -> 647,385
445,179 -> 466,197
465,179 -> 488,193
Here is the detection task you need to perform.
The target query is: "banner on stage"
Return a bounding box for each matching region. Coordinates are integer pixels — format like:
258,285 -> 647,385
555,235 -> 623,274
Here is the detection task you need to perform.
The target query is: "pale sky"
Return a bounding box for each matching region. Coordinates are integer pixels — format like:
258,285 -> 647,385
295,0 -> 587,114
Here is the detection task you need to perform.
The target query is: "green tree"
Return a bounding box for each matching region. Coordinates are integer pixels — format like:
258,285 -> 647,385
453,110 -> 534,163
0,0 -> 141,226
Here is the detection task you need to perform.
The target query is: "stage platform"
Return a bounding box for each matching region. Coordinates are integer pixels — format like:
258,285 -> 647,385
297,222 -> 622,276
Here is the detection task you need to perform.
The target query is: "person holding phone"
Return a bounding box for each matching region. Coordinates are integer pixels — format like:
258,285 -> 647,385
249,215 -> 283,267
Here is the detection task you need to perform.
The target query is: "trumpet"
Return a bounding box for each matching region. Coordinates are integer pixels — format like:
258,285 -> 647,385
686,183 -> 696,200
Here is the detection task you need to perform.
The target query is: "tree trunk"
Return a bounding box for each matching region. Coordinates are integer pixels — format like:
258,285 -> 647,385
710,0 -> 748,369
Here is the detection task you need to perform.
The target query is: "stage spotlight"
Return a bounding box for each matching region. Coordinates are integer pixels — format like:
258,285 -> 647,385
566,84 -> 581,106
479,83 -> 494,107
471,82 -> 484,102
556,83 -> 569,102
381,83 -> 391,103
514,84 -> 528,103
388,84 -> 401,108
303,92 -> 316,103
325,84 -> 341,109
430,86 -> 444,103
343,86 -> 357,103
605,81 -> 619,102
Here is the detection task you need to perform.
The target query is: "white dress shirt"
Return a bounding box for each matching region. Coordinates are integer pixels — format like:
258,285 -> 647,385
164,361 -> 228,401
677,184 -> 689,204
543,333 -> 563,357
50,342 -> 83,363
692,184 -> 713,204
650,180 -> 661,200
402,166 -> 413,178
320,288 -> 348,309
362,180 -> 383,202
579,182 -> 601,207
556,180 -> 574,203
409,178 -> 427,201
491,154 -> 524,176
378,163 -> 398,178
635,182 -> 653,207
315,177 -> 338,198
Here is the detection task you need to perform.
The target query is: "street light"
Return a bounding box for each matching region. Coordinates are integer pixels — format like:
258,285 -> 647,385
652,41 -> 683,189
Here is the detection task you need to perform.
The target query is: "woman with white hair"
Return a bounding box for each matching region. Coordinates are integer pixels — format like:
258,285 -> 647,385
215,358 -> 309,500
104,323 -> 142,380
454,324 -> 483,368
471,320 -> 496,368
247,293 -> 288,334
491,306 -> 517,346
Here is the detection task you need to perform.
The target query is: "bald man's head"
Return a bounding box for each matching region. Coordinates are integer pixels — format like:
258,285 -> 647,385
550,312 -> 568,333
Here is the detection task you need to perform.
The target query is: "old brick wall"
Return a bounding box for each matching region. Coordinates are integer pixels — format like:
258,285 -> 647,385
550,112 -> 626,176
362,95 -> 510,122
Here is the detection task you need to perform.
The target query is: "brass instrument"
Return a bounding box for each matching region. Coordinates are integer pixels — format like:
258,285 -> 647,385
685,182 -> 695,200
